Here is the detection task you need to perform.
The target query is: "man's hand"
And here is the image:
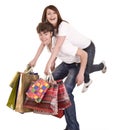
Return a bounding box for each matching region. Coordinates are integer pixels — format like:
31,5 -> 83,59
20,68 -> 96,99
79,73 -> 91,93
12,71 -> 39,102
29,59 -> 36,67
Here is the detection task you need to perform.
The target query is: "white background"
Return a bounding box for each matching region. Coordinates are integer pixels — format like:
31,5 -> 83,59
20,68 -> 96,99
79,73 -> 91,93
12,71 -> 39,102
0,0 -> 113,130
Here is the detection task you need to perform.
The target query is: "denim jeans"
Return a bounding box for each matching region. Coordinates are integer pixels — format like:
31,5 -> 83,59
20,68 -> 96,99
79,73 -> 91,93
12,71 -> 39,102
84,41 -> 104,83
52,62 -> 80,130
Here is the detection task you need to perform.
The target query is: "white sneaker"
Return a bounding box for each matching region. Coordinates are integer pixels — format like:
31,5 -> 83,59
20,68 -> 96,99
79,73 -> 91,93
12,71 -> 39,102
101,61 -> 107,73
81,79 -> 92,93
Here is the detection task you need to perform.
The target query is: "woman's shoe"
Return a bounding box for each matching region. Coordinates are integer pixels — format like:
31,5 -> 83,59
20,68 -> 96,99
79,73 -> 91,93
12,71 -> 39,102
81,79 -> 92,93
101,61 -> 107,73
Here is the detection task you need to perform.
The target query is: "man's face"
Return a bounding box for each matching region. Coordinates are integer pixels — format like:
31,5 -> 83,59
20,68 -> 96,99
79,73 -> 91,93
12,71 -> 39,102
39,31 -> 52,45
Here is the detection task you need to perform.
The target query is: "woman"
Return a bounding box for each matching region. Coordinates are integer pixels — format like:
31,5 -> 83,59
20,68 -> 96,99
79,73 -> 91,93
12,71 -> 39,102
41,5 -> 107,92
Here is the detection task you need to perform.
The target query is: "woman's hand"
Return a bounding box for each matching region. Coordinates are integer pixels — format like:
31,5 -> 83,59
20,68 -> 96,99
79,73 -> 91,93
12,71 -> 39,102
76,72 -> 84,86
44,62 -> 51,75
50,61 -> 55,71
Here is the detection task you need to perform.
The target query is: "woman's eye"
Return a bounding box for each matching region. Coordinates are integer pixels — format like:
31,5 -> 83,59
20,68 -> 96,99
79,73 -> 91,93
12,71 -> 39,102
47,13 -> 51,15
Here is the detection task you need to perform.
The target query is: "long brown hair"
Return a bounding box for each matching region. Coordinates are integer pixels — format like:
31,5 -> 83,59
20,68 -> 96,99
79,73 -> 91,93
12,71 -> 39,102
41,5 -> 64,33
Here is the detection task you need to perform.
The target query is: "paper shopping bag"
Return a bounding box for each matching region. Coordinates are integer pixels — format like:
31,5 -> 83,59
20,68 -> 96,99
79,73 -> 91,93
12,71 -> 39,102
15,72 -> 39,113
53,80 -> 71,118
6,73 -> 20,109
9,72 -> 20,88
26,78 -> 50,103
24,83 -> 58,115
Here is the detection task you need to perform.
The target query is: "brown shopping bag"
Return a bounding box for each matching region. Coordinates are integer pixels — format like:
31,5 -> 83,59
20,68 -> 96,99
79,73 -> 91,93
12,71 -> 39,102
15,71 -> 39,113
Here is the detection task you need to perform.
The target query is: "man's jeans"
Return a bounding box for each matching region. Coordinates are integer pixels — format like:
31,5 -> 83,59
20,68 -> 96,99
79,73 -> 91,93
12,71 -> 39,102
52,62 -> 80,130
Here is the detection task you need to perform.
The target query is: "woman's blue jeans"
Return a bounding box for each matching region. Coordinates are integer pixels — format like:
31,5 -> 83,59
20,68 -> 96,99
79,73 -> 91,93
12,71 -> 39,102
84,41 -> 104,83
52,62 -> 80,130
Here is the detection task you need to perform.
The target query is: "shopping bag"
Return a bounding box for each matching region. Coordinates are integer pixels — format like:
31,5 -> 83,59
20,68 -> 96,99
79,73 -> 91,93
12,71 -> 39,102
53,109 -> 64,118
9,72 -> 20,88
9,64 -> 32,89
24,82 -> 58,115
6,73 -> 20,109
15,71 -> 39,113
26,78 -> 50,103
53,80 -> 71,118
57,80 -> 71,110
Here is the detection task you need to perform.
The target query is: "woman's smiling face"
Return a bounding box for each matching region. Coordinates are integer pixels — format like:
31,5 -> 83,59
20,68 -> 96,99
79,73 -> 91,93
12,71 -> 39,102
46,9 -> 58,27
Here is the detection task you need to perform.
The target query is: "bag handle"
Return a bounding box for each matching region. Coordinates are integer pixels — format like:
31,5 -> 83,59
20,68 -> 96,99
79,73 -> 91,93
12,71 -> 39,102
46,74 -> 57,84
24,64 -> 33,73
46,74 -> 54,82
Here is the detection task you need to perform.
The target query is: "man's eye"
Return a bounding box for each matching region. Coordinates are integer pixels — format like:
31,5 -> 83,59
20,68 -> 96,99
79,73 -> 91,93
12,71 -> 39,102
45,33 -> 48,35
39,34 -> 42,37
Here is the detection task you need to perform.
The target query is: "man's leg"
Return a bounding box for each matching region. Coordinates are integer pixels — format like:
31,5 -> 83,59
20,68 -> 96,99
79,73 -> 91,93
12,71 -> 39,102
64,66 -> 80,130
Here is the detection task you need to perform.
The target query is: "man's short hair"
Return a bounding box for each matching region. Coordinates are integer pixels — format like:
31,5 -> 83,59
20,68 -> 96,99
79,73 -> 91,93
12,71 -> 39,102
36,22 -> 54,35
